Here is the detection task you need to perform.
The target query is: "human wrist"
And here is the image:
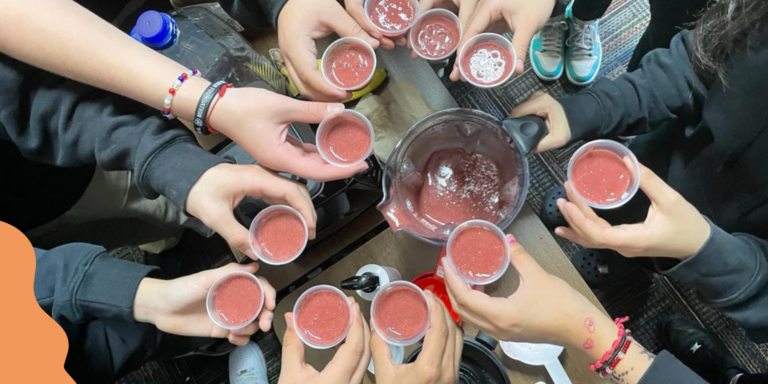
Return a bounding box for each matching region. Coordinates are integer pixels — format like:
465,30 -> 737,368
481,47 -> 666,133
170,76 -> 211,121
133,277 -> 164,325
678,214 -> 712,260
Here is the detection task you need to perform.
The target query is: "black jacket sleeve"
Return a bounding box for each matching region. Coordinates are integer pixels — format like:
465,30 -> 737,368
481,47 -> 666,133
559,30 -> 708,141
34,244 -> 162,382
0,54 -> 227,210
656,219 -> 768,343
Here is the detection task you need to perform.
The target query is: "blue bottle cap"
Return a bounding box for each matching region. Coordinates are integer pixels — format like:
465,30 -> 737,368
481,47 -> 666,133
133,11 -> 177,50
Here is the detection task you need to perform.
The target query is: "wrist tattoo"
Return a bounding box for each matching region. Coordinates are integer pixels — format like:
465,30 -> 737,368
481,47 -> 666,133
584,317 -> 596,333
582,338 -> 594,349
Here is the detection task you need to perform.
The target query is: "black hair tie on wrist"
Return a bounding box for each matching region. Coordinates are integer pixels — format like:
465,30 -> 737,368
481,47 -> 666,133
194,80 -> 228,135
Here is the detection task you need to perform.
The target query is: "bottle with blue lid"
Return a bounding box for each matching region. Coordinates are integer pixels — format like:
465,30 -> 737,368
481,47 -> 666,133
131,5 -> 283,92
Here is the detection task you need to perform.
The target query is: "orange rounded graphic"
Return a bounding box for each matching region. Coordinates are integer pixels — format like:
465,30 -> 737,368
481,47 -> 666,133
0,221 -> 75,383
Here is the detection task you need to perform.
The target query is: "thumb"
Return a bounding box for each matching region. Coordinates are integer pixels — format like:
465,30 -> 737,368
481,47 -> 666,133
208,213 -> 255,260
370,330 -> 395,373
329,4 -> 380,48
277,97 -> 345,124
636,163 -> 679,209
281,313 -> 306,368
506,235 -> 545,279
510,23 -> 537,74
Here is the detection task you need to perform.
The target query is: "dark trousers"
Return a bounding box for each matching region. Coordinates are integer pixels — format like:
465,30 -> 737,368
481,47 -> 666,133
553,0 -> 712,70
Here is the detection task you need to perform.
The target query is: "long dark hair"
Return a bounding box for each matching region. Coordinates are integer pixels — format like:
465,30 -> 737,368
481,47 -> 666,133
692,0 -> 768,84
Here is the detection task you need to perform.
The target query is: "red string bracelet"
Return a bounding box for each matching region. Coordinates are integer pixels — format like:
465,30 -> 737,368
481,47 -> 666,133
600,331 -> 634,378
205,83 -> 234,134
588,316 -> 630,372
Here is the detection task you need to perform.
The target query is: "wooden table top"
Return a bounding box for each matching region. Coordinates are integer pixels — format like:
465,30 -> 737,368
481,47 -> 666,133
273,205 -> 608,384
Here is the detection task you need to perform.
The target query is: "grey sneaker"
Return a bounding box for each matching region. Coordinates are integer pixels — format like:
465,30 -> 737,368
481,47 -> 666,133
229,342 -> 269,384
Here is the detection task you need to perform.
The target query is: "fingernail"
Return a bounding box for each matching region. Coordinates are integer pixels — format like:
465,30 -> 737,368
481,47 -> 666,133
516,60 -> 524,71
327,104 -> 345,113
506,234 -> 516,244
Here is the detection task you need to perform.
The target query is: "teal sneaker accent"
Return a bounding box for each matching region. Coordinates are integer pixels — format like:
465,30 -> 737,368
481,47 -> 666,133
565,3 -> 602,85
529,14 -> 568,81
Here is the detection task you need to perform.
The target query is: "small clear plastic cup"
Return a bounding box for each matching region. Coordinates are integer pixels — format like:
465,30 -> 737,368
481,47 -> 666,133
408,9 -> 462,61
292,285 -> 353,349
248,205 -> 308,266
567,139 -> 641,210
446,220 -> 510,285
364,0 -> 420,37
316,110 -> 375,167
206,271 -> 265,330
458,33 -> 517,88
321,37 -> 377,91
371,281 -> 431,346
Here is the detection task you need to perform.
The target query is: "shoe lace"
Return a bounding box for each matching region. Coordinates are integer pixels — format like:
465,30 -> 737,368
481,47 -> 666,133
541,19 -> 568,54
566,21 -> 596,59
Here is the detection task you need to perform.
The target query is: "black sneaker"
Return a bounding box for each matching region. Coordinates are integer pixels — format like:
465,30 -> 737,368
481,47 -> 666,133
660,315 -> 746,384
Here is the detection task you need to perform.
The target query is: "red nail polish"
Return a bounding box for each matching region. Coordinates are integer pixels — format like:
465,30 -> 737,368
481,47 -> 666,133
506,234 -> 516,244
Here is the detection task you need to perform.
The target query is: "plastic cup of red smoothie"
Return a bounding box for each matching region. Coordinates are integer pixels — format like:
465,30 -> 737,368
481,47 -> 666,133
371,281 -> 431,346
292,285 -> 353,349
446,220 -> 510,285
408,9 -> 462,61
206,271 -> 265,330
321,37 -> 377,91
567,139 -> 641,210
316,110 -> 375,167
249,205 -> 308,266
364,0 -> 420,38
458,33 -> 517,88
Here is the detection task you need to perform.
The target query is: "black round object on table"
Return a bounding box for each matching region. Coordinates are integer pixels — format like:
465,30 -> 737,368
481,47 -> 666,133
406,331 -> 510,384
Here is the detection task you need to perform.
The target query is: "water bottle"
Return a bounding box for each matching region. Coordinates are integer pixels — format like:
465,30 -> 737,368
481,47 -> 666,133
130,5 -> 285,92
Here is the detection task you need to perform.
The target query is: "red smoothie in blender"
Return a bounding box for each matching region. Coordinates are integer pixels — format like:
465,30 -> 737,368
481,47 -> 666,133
255,212 -> 306,262
416,148 -> 501,227
572,149 -> 631,205
324,44 -> 375,90
372,283 -> 429,345
413,14 -> 460,59
213,275 -> 263,326
449,225 -> 507,284
318,112 -> 373,165
295,287 -> 351,348
367,0 -> 417,35
460,41 -> 514,86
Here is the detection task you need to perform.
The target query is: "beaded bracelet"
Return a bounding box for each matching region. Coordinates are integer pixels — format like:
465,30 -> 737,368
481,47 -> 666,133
588,316 -> 630,372
600,331 -> 634,378
162,68 -> 201,120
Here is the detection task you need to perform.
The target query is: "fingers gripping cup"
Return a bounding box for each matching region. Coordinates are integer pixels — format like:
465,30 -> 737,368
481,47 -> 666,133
446,220 -> 510,285
293,285 -> 353,349
317,110 -> 375,167
371,281 -> 430,346
249,205 -> 308,265
206,271 -> 265,330
409,9 -> 462,61
567,140 -> 641,209
365,0 -> 420,37
458,33 -> 517,88
321,37 -> 377,91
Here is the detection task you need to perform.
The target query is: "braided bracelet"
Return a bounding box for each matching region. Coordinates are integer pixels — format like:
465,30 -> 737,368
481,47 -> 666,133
600,331 -> 634,378
162,68 -> 201,120
588,316 -> 630,371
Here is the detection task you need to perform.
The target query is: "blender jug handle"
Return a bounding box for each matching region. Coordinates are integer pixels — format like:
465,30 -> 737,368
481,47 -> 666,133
341,273 -> 380,293
502,116 -> 548,154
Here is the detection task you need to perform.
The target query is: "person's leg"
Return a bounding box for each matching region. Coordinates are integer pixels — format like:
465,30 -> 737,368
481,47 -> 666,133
571,0 -> 613,21
25,167 -> 189,250
627,0 -> 711,71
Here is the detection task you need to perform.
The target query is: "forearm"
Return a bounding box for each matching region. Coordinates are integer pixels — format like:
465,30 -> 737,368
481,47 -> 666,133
563,305 -> 653,384
133,277 -> 164,325
0,0 -> 208,120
